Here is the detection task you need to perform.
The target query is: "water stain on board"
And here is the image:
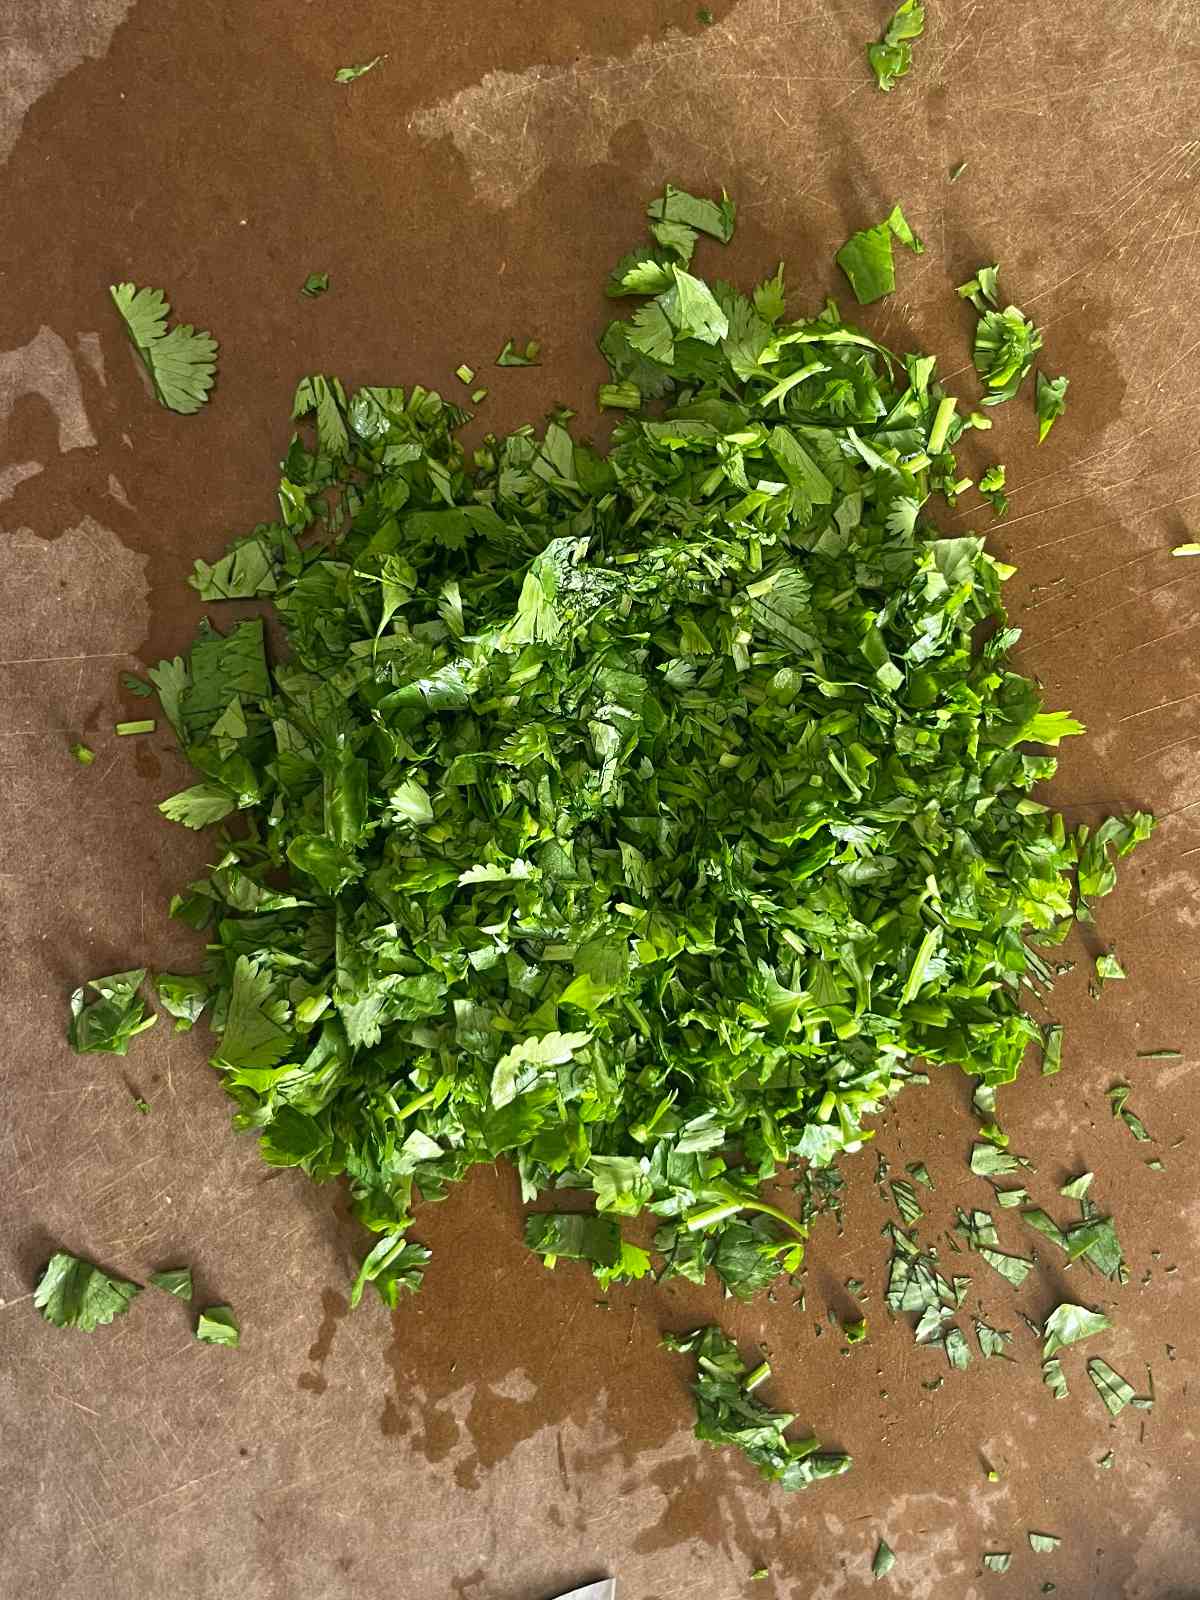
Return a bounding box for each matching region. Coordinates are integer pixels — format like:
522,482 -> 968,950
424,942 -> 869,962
297,1287 -> 349,1396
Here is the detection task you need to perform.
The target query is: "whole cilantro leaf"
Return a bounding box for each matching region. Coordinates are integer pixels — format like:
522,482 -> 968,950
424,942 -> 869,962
35,1251 -> 141,1330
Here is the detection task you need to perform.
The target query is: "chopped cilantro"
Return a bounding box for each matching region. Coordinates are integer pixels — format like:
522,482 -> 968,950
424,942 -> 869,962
70,742 -> 95,764
872,1538 -> 896,1578
115,719 -> 155,735
301,273 -> 330,298
978,464 -> 1007,517
982,1552 -> 1011,1573
67,969 -> 156,1055
496,337 -> 540,366
1035,372 -> 1069,443
1108,1084 -> 1151,1142
35,1251 -> 141,1331
334,56 -> 384,82
835,204 -> 924,304
958,266 -> 1042,405
150,1267 -> 193,1299
1029,1533 -> 1061,1554
1094,951 -> 1126,988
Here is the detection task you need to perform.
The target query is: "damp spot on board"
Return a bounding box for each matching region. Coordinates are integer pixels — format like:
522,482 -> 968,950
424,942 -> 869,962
297,1287 -> 349,1395
0,1 -> 137,166
0,327 -> 96,455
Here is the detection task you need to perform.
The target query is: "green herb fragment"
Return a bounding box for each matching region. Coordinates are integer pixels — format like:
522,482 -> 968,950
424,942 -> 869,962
975,1320 -> 1011,1358
1060,1172 -> 1093,1199
889,1179 -> 923,1226
1146,1158 -> 1164,1171
835,204 -> 924,304
843,1317 -> 868,1345
109,283 -> 218,414
35,1251 -> 141,1331
1029,1533 -> 1060,1554
979,1248 -> 1033,1287
1107,1084 -> 1151,1142
471,387 -> 488,404
70,742 -> 95,764
121,672 -> 154,696
994,1187 -> 1027,1209
665,1325 -> 851,1490
1042,1357 -> 1068,1399
983,1552 -> 1011,1573
349,1234 -> 431,1308
905,1162 -> 934,1190
195,1305 -> 240,1346
1022,1209 -> 1069,1251
1042,1302 -> 1111,1359
115,719 -> 155,735
154,972 -> 209,1031
598,381 -> 642,410
978,464 -> 1007,517
1136,1049 -> 1181,1059
301,273 -> 330,298
972,1143 -> 1019,1177
1098,1450 -> 1113,1468
150,1267 -> 193,1299
67,969 -> 156,1055
496,337 -> 540,366
750,1570 -> 768,1582
1094,951 -> 1126,987
950,161 -> 968,181
454,364 -> 474,385
1171,543 -> 1200,556
1035,372 -> 1069,443
1088,1357 -> 1137,1416
944,1326 -> 971,1369
873,1538 -> 896,1578
958,266 -> 1042,405
698,6 -> 716,22
334,56 -> 384,82
867,0 -> 924,91
133,1095 -> 149,1113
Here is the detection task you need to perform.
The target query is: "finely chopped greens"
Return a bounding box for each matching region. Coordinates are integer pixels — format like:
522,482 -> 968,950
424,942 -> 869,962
72,189 -> 1151,1342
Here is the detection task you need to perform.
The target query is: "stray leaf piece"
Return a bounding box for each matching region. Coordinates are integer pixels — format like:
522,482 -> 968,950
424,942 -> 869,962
455,364 -> 474,384
1136,1049 -> 1181,1059
133,1095 -> 150,1114
109,283 -> 218,414
496,337 -> 541,366
67,969 -> 156,1055
470,387 -> 488,404
979,1247 -> 1033,1287
1036,372 -> 1069,443
844,1317 -> 868,1345
750,1570 -> 768,1582
1042,1302 -> 1112,1359
971,1143 -> 1019,1177
70,742 -> 95,764
836,204 -> 924,304
1029,1533 -> 1061,1554
873,1538 -> 896,1579
35,1251 -> 141,1331
1107,1083 -> 1151,1142
334,56 -> 384,82
1088,1357 -> 1136,1417
957,266 -> 1042,405
154,972 -> 210,1032
350,1233 -> 431,1309
115,719 -> 155,736
150,1267 -> 193,1300
1098,1450 -> 1114,1469
905,1162 -> 934,1190
983,1553 -> 1011,1573
950,160 -> 968,181
665,1324 -> 852,1490
1094,951 -> 1127,990
301,273 -> 330,298
975,1319 -> 1012,1358
1171,543 -> 1200,556
868,0 -> 925,91
1060,1171 -> 1093,1199
944,1325 -> 971,1369
598,381 -> 642,410
1041,1024 -> 1064,1076
1042,1357 -> 1068,1399
195,1304 -> 240,1346
121,671 -> 154,696
978,464 -> 1007,518
890,1178 -> 923,1225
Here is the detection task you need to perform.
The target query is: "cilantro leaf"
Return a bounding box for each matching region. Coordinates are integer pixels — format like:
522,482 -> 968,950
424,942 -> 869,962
301,273 -> 330,298
35,1251 -> 141,1330
67,969 -> 156,1055
334,56 -> 384,82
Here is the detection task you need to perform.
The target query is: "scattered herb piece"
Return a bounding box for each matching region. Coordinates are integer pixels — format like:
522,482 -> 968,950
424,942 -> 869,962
598,381 -> 642,410
971,1143 -> 1019,1177
109,283 -> 218,414
496,337 -> 540,365
1107,1084 -> 1151,1142
133,1095 -> 149,1113
697,5 -> 715,20
975,1320 -> 1012,1358
1171,543 -> 1200,556
455,364 -> 475,384
301,273 -> 330,298
889,1179 -> 923,1226
471,388 -> 488,404
867,0 -> 924,91
1094,951 -> 1127,988
334,56 -> 384,82
35,1251 -> 141,1331
67,969 -> 156,1055
195,1305 -> 240,1346
664,1325 -> 851,1490
1040,1024 -> 1064,1076
1042,1302 -> 1111,1359
835,204 -> 924,304
950,161 -> 968,181
958,266 -> 1042,405
979,1248 -> 1034,1287
154,972 -> 209,1032
905,1162 -> 934,1190
1029,1533 -> 1061,1554
1136,1049 -> 1181,1060
750,1570 -> 768,1582
1035,372 -> 1069,443
349,1234 -> 431,1308
121,671 -> 154,696
70,742 -> 95,764
844,1317 -> 868,1345
978,464 -> 1007,517
982,1553 -> 1011,1573
1022,1209 -> 1069,1252
873,1538 -> 896,1579
1098,1450 -> 1113,1468
944,1326 -> 971,1369
150,1267 -> 193,1299
115,719 -> 155,736
1088,1357 -> 1136,1416
1060,1172 -> 1093,1199
994,1187 -> 1028,1209
1042,1357 -> 1068,1399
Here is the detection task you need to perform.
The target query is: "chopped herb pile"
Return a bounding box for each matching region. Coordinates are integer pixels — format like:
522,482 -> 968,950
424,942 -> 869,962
69,189 -> 1150,1334
664,1324 -> 851,1489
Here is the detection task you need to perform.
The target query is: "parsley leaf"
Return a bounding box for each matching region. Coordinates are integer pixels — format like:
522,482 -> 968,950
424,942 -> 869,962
67,969 -> 156,1055
110,283 -> 218,414
836,205 -> 924,304
35,1251 -> 141,1330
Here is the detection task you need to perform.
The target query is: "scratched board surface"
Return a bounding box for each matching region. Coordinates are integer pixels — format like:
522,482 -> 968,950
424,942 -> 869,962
1,2 -> 1198,1597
